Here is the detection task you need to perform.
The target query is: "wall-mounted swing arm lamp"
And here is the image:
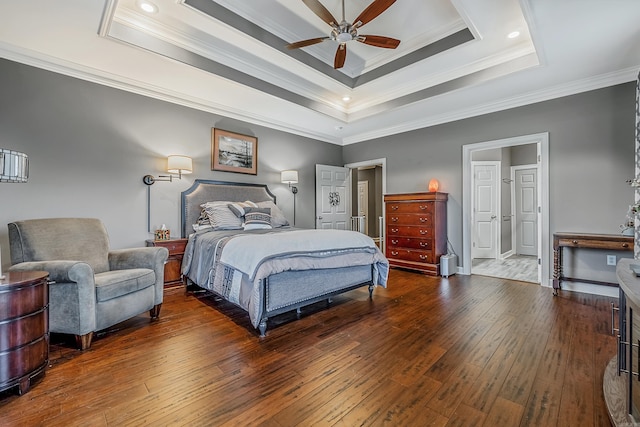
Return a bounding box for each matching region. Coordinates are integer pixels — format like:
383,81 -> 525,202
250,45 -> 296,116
142,155 -> 193,233
1,149 -> 29,279
281,170 -> 299,226
143,155 -> 192,185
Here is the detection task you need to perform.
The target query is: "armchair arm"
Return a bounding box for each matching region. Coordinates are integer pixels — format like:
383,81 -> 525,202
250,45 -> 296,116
9,261 -> 97,336
109,247 -> 169,306
108,247 -> 168,271
9,260 -> 94,284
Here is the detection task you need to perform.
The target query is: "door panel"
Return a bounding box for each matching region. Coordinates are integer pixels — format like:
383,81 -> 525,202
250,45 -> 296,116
315,164 -> 350,229
472,162 -> 499,259
515,168 -> 537,256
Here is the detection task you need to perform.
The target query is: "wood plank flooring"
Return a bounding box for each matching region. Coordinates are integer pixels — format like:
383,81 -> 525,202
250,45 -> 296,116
0,270 -> 617,426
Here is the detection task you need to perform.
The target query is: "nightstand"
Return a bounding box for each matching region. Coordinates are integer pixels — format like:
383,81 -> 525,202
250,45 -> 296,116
146,238 -> 188,288
0,271 -> 49,395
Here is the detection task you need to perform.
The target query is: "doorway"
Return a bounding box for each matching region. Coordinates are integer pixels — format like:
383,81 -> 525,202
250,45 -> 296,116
463,133 -> 549,286
345,158 -> 387,250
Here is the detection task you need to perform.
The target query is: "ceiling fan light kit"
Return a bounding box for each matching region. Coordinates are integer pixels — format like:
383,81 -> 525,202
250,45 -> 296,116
287,0 -> 400,69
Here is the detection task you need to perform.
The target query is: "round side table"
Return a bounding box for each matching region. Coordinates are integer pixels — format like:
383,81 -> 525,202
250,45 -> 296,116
0,271 -> 49,395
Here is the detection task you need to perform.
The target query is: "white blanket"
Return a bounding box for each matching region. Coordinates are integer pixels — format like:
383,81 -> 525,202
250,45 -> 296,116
218,229 -> 379,281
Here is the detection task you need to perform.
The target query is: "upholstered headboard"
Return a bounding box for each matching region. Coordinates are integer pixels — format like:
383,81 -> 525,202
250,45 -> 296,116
181,180 -> 276,237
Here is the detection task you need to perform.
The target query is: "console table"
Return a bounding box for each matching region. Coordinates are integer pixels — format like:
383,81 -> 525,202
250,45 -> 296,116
552,232 -> 633,295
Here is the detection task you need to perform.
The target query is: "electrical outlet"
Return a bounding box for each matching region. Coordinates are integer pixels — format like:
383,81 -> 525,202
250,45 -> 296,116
607,255 -> 617,266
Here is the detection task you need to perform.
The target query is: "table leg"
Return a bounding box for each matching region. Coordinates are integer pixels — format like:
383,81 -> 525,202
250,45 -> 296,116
553,246 -> 561,296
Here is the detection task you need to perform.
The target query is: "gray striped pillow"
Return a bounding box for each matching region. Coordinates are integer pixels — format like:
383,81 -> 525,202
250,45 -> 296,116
227,200 -> 258,217
201,201 -> 242,230
243,207 -> 272,230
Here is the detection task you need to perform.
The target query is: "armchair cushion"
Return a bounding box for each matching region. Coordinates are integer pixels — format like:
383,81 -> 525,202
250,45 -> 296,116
94,269 -> 155,302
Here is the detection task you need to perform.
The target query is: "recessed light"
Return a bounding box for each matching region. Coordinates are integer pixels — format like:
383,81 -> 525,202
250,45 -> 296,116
342,96 -> 351,102
507,31 -> 520,39
137,0 -> 158,14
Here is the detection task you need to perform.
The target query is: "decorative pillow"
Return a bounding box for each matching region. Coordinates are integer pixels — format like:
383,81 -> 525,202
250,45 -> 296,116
243,207 -> 272,230
201,201 -> 242,230
227,200 -> 258,218
256,201 -> 290,227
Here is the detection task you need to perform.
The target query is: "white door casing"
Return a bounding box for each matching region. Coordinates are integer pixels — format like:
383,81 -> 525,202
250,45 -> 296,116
513,166 -> 538,256
315,164 -> 350,230
462,132 -> 548,286
472,161 -> 500,259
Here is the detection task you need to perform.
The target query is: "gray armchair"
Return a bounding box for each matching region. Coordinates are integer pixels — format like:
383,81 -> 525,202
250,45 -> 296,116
8,218 -> 168,350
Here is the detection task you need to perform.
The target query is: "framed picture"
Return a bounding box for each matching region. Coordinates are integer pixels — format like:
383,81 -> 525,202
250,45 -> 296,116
211,128 -> 258,175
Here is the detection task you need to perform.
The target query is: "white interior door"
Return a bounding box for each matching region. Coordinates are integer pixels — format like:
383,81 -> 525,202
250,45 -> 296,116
514,167 -> 538,256
316,164 -> 350,229
472,161 -> 499,259
357,180 -> 369,234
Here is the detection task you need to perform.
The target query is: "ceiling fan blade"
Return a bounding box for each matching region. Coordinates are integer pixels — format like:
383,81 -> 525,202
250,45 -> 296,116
302,0 -> 339,27
286,37 -> 330,50
358,35 -> 400,49
353,0 -> 396,28
334,44 -> 347,69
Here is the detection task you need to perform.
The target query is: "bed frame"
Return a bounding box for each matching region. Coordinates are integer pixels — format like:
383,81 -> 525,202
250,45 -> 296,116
180,179 -> 376,336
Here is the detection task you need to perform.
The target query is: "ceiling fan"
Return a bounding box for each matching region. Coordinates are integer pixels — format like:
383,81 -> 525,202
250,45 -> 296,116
286,0 -> 400,69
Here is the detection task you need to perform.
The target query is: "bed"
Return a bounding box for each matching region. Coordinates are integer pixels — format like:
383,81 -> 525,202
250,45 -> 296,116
180,179 -> 389,336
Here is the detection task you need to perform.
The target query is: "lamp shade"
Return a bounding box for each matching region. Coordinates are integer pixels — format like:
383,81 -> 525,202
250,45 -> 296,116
281,170 -> 299,184
167,155 -> 192,174
0,149 -> 28,183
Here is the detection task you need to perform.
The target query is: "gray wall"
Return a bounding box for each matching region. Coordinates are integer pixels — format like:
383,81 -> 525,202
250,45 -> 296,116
0,59 -> 341,269
1,57 -> 636,286
343,83 -> 636,284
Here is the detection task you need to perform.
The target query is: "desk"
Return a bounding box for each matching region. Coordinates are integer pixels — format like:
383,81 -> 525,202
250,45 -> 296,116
553,232 -> 633,295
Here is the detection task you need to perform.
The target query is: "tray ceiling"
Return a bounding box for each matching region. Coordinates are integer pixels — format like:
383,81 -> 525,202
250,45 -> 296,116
0,0 -> 639,144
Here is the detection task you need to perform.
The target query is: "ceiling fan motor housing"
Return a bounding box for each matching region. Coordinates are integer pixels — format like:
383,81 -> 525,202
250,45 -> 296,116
331,21 -> 357,43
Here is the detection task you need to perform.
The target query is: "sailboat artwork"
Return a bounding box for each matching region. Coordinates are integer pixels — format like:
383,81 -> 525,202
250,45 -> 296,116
211,128 -> 258,175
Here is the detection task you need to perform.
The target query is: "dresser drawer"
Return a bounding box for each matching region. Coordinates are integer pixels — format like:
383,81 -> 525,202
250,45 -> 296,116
387,225 -> 433,238
386,202 -> 434,214
556,237 -> 632,250
388,237 -> 432,250
387,213 -> 432,226
387,248 -> 434,264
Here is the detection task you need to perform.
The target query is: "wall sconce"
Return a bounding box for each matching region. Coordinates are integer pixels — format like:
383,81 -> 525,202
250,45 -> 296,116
281,170 -> 299,226
0,149 -> 29,279
143,155 -> 193,185
0,149 -> 29,183
428,178 -> 440,192
142,155 -> 193,233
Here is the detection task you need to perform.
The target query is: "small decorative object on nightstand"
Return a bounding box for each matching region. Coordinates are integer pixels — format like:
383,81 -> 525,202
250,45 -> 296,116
0,271 -> 49,395
146,238 -> 188,288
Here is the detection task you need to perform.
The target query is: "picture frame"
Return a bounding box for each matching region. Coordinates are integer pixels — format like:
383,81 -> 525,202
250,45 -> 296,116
211,128 -> 258,175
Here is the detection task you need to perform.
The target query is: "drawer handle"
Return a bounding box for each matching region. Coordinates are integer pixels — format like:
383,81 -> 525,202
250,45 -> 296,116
391,251 -> 399,256
572,240 -> 579,245
391,205 -> 399,211
419,205 -> 427,210
391,228 -> 399,233
623,243 -> 629,248
391,239 -> 398,244
391,217 -> 399,222
419,217 -> 429,223
420,230 -> 428,235
419,255 -> 427,260
419,242 -> 428,247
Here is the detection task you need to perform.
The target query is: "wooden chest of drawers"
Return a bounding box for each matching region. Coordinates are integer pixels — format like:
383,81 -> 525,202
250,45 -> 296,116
384,192 -> 448,275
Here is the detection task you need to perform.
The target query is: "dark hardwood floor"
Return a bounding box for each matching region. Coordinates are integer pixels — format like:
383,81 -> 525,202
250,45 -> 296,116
0,270 -> 616,426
